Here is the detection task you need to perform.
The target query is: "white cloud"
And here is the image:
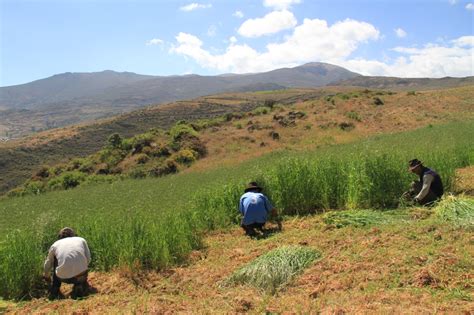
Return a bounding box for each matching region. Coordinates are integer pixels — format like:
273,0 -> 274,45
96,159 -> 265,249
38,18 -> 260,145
146,38 -> 164,46
229,36 -> 238,43
263,0 -> 301,10
448,0 -> 457,4
466,3 -> 474,10
233,10 -> 244,18
395,28 -> 407,38
340,36 -> 474,78
171,18 -> 379,73
451,36 -> 474,47
238,10 -> 297,37
179,3 -> 212,11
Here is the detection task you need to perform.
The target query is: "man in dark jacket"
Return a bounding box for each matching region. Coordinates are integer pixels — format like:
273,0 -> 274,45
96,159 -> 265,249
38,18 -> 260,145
405,159 -> 444,205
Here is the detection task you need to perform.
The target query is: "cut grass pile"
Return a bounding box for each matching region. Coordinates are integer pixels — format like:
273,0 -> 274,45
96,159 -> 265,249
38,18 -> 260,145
434,195 -> 474,227
225,246 -> 320,294
322,209 -> 399,228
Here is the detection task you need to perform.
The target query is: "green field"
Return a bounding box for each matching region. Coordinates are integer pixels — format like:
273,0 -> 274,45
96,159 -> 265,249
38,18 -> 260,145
1,120 -> 473,300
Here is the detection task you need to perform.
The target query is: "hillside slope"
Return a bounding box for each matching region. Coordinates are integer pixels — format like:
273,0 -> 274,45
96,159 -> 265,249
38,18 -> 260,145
1,85 -> 473,195
0,63 -> 358,139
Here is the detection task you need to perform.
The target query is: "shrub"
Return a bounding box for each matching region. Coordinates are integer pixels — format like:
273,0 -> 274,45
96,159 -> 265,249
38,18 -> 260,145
345,111 -> 362,122
170,124 -> 198,142
174,149 -> 197,165
252,106 -> 271,116
107,133 -> 123,149
148,159 -> 178,177
23,181 -> 46,195
373,97 -> 384,106
33,166 -> 50,179
339,122 -> 355,131
47,171 -> 86,190
130,133 -> 154,154
407,91 -> 417,96
226,246 -> 320,294
135,153 -> 150,165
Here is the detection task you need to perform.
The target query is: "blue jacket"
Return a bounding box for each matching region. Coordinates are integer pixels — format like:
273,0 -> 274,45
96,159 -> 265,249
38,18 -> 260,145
239,192 -> 273,225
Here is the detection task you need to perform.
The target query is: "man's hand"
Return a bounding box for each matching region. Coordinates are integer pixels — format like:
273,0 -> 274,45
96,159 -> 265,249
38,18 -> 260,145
43,273 -> 51,282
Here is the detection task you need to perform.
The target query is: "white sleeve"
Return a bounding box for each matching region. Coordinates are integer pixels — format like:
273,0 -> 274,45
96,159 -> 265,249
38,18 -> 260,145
415,174 -> 434,200
43,246 -> 55,274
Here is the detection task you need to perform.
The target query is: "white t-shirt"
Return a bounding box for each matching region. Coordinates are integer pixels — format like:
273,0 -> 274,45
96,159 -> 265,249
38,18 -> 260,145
44,236 -> 91,279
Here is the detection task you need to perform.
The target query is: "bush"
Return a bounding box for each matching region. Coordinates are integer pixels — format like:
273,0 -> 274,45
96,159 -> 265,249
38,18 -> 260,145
345,111 -> 362,122
373,97 -> 384,106
107,133 -> 123,149
148,159 -> 178,177
174,149 -> 197,165
47,171 -> 86,190
339,122 -> 355,131
135,153 -> 150,165
170,124 -> 198,142
251,106 -> 271,116
33,166 -> 50,179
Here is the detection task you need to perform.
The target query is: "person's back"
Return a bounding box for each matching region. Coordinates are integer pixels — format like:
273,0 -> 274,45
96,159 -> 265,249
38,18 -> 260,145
240,191 -> 271,225
48,236 -> 90,279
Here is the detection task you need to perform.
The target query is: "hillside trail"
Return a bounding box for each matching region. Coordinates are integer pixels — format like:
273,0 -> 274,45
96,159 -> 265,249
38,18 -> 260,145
6,198 -> 474,314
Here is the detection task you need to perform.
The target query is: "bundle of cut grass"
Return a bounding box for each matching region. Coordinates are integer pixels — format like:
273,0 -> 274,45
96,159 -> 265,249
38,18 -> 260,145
322,209 -> 394,228
434,195 -> 474,227
226,246 -> 320,294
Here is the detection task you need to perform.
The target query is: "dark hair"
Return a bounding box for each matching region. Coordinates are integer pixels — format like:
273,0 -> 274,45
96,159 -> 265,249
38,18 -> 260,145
58,227 -> 76,240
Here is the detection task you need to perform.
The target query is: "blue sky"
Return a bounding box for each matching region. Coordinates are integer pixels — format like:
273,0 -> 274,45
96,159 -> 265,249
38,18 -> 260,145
1,0 -> 473,86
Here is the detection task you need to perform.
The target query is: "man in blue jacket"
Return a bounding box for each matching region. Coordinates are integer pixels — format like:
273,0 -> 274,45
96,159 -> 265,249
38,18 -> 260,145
239,182 -> 278,236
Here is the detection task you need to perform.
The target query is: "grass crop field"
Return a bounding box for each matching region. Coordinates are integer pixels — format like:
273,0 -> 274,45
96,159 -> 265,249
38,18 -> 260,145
1,119 -> 473,308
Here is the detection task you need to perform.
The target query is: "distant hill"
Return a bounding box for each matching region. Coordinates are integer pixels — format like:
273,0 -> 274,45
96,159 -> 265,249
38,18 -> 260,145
334,76 -> 474,90
0,63 -> 359,138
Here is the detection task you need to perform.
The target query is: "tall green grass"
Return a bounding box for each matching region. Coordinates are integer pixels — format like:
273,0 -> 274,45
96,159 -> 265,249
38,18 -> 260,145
1,121 -> 473,299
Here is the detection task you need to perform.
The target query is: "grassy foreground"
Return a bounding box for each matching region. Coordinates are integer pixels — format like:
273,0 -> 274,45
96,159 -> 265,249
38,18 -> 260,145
1,120 -> 473,300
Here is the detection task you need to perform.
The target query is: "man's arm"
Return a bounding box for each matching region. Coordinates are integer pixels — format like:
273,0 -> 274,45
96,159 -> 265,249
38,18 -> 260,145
239,197 -> 245,215
43,246 -> 55,278
415,174 -> 434,201
83,239 -> 91,265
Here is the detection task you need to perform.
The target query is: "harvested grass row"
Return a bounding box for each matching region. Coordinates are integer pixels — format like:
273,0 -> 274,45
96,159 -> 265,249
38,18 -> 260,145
225,246 -> 320,294
434,195 -> 474,227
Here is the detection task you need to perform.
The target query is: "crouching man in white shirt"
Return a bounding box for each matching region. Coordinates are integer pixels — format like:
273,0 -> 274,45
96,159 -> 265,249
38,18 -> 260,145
43,227 -> 91,299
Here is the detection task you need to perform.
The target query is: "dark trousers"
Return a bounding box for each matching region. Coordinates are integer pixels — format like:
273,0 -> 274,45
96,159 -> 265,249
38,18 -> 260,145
50,258 -> 89,298
241,222 -> 265,236
405,180 -> 440,205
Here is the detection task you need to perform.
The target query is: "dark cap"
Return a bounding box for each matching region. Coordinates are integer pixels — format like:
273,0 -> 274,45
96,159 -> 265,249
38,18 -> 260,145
408,158 -> 423,170
245,181 -> 262,193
